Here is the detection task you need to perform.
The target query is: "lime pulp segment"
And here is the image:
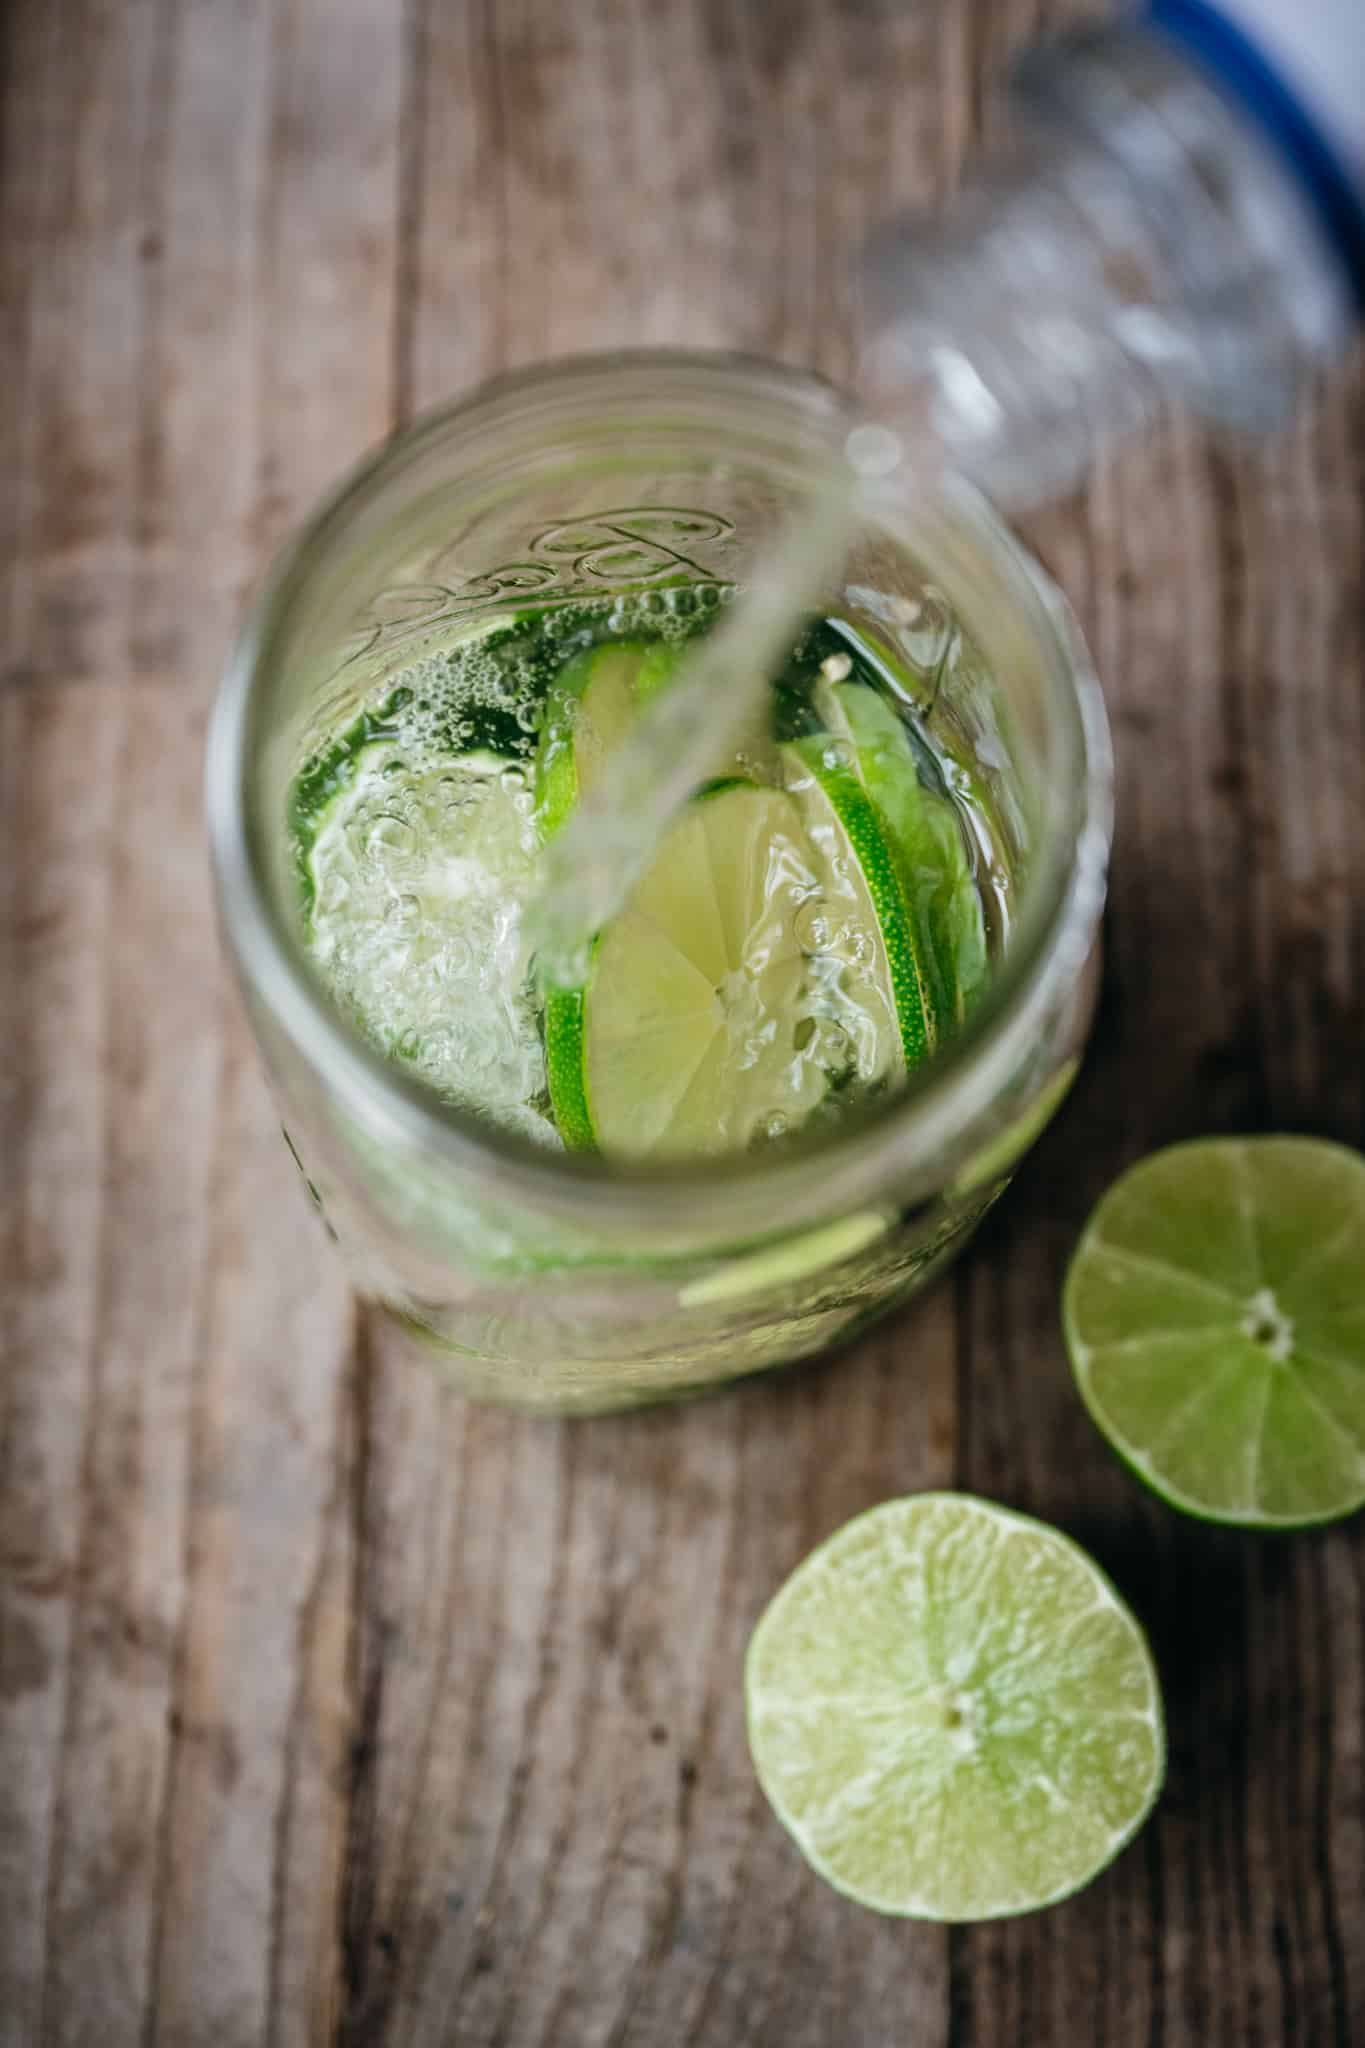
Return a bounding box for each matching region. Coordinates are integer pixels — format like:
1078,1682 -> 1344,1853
745,1494 -> 1165,1921
1064,1137 -> 1365,1526
561,781 -> 838,1158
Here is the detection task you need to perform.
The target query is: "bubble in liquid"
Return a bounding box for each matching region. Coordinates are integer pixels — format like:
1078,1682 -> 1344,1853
793,899 -> 833,953
442,935 -> 473,979
812,1017 -> 852,1070
384,891 -> 421,934
499,764 -> 526,796
366,813 -> 416,861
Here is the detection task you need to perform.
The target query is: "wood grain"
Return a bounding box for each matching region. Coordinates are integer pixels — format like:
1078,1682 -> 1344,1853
2,1 -> 1362,2044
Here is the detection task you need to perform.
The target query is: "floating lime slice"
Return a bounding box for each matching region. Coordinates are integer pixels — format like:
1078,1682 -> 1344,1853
537,645 -> 950,1156
746,1493 -> 1164,1920
814,675 -> 987,1025
534,640 -> 679,837
784,718 -> 939,1068
534,637 -> 772,838
548,782 -> 837,1157
1064,1137 -> 1365,1527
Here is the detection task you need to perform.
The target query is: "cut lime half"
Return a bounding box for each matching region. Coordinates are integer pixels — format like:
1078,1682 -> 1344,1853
1064,1137 -> 1365,1527
746,1493 -> 1164,1921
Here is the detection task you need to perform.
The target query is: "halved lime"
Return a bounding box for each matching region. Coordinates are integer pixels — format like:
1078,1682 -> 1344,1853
746,1493 -> 1164,1921
1064,1137 -> 1365,1527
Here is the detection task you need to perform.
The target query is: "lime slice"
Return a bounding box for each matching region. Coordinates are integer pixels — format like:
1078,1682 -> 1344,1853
551,781 -> 845,1157
535,637 -> 771,838
746,1494 -> 1164,1921
538,645 -> 947,1156
305,743 -> 555,1143
535,641 -> 674,837
815,675 -> 987,1025
1064,1137 -> 1365,1527
783,731 -> 936,1068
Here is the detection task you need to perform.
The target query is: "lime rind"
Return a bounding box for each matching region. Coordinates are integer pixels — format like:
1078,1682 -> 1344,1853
1064,1137 -> 1365,1528
785,735 -> 935,1068
533,637 -> 766,846
745,1493 -> 1165,1921
815,677 -> 987,1025
534,641 -> 657,840
542,981 -> 593,1151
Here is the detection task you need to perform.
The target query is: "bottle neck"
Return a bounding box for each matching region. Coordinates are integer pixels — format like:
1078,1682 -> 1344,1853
859,19 -> 1358,510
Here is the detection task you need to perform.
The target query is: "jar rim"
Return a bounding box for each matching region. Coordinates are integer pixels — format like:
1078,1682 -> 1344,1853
206,347 -> 1112,1238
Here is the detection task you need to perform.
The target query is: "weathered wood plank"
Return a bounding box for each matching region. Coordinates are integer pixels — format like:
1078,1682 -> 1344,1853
143,0 -> 404,2043
0,0 -> 397,2044
0,1 -> 187,2040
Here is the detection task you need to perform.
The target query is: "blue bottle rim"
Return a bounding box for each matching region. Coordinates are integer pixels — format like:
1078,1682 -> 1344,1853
1147,0 -> 1365,307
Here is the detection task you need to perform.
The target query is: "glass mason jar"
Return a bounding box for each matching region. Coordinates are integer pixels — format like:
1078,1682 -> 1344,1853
207,352 -> 1111,1413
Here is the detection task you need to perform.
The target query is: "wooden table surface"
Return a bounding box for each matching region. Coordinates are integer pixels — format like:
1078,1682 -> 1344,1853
3,0 -> 1363,2042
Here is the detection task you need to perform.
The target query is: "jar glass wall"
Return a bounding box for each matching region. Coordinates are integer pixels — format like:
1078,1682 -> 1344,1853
207,352 -> 1111,1412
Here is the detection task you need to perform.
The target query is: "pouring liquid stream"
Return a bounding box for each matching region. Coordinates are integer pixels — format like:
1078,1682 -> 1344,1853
525,426 -> 917,989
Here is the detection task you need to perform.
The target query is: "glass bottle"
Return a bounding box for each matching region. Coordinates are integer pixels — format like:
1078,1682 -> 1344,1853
861,2 -> 1364,507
